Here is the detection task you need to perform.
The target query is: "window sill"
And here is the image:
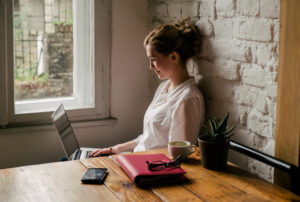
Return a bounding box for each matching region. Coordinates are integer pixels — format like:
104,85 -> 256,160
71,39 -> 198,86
0,117 -> 118,132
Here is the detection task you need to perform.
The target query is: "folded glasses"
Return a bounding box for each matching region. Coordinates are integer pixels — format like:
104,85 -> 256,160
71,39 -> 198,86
146,155 -> 182,171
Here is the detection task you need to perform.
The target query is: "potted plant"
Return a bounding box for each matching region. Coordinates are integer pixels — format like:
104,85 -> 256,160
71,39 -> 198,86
198,113 -> 235,171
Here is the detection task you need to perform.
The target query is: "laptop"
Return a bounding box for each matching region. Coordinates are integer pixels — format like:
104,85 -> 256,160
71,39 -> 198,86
51,104 -> 99,160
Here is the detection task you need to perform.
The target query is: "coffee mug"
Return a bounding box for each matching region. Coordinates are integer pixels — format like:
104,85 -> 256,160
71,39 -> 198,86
168,140 -> 196,160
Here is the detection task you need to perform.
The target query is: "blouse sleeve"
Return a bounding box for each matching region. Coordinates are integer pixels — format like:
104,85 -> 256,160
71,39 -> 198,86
133,134 -> 143,144
168,96 -> 205,145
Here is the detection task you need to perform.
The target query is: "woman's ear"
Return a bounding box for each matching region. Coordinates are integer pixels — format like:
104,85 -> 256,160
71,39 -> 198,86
170,52 -> 179,62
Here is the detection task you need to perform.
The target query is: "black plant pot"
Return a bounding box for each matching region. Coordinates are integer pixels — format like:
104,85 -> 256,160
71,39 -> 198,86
198,136 -> 229,171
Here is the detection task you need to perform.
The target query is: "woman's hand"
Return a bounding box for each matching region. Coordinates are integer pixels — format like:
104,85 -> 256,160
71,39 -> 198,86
89,146 -> 119,157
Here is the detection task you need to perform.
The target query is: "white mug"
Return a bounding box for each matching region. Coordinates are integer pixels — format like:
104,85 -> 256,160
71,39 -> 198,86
168,140 -> 196,160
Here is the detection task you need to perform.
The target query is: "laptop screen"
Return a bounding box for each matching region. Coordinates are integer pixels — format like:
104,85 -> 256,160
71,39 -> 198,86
51,104 -> 80,158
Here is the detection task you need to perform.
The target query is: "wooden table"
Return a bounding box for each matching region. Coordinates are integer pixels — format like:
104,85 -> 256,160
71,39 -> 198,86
1,148 -> 299,202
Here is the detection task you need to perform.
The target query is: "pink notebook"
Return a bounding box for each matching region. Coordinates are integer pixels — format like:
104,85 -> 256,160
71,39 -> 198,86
116,153 -> 186,186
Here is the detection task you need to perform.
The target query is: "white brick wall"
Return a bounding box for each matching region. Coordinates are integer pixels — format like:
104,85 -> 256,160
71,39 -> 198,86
216,0 -> 235,17
199,0 -> 215,17
235,85 -> 258,106
214,59 -> 240,80
210,41 -> 252,62
181,2 -> 199,17
260,0 -> 280,19
151,3 -> 168,17
213,19 -> 233,39
237,0 -> 259,17
168,3 -> 181,18
233,19 -> 272,42
148,0 -> 279,182
255,44 -> 273,65
241,64 -> 265,87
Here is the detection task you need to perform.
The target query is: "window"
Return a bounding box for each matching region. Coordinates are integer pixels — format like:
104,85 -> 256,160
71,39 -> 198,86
0,0 -> 111,126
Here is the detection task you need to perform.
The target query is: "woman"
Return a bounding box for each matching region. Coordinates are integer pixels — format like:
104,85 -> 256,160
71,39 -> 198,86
90,18 -> 205,157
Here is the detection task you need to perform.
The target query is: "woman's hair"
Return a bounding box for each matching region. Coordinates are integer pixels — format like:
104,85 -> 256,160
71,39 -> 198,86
144,17 -> 201,64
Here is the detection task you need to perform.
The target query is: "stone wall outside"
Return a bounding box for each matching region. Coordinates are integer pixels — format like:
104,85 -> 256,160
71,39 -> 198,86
15,24 -> 73,100
14,0 -> 73,100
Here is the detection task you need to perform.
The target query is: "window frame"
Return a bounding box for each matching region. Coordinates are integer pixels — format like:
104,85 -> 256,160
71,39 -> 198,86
0,0 -> 112,126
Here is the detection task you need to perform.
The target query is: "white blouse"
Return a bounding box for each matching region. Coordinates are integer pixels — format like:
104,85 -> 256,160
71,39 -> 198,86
133,77 -> 205,152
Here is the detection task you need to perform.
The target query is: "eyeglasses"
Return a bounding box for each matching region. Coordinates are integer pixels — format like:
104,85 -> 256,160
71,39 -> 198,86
146,155 -> 182,171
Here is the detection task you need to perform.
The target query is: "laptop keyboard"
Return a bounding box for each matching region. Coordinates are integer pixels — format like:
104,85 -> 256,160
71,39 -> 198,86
75,149 -> 82,160
86,151 -> 92,158
74,150 -> 95,160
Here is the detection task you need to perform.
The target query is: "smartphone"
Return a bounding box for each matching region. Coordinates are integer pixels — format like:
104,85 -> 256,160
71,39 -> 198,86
81,168 -> 108,184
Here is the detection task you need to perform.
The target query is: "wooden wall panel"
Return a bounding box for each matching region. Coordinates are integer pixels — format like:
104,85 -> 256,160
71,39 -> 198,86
275,0 -> 300,188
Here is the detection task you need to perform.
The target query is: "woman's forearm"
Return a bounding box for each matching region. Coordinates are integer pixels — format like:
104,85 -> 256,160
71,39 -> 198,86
112,140 -> 137,153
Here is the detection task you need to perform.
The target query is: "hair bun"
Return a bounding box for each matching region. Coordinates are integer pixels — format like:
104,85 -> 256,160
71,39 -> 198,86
174,17 -> 201,57
174,18 -> 198,40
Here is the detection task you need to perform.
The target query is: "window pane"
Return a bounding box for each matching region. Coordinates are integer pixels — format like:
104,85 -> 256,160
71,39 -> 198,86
13,0 -> 74,101
13,0 -> 96,115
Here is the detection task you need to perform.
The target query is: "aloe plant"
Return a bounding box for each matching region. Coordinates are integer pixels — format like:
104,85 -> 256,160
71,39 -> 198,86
202,113 -> 235,142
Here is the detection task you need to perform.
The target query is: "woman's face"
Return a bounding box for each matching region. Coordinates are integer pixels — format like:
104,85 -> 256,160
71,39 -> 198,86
146,45 -> 174,80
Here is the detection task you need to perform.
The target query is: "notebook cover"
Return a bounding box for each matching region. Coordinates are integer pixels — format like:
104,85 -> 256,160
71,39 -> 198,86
116,153 -> 186,186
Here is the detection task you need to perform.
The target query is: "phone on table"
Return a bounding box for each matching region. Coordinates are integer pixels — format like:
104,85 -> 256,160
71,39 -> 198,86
81,168 -> 108,184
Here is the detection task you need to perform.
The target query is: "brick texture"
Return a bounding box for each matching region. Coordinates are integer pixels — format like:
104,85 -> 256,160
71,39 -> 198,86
216,0 -> 235,17
237,0 -> 259,17
260,0 -> 280,19
233,20 -> 272,42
